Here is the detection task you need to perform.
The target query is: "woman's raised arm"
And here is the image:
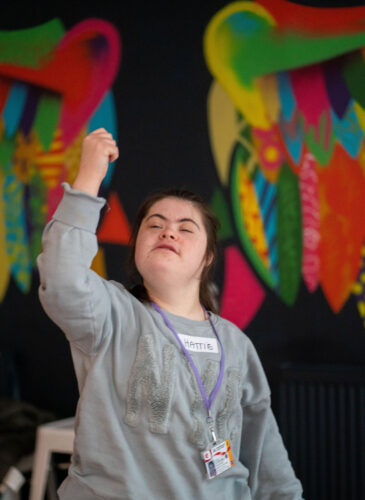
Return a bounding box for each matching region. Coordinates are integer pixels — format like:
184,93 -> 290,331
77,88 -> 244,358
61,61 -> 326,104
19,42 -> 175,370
37,129 -> 119,354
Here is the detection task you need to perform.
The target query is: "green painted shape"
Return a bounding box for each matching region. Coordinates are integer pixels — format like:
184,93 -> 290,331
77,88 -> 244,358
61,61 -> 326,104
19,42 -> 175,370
277,163 -> 302,306
230,141 -> 275,288
304,112 -> 336,166
0,135 -> 15,172
33,92 -> 61,150
226,27 -> 365,85
0,19 -> 64,67
28,170 -> 47,264
342,52 -> 365,109
210,187 -> 234,241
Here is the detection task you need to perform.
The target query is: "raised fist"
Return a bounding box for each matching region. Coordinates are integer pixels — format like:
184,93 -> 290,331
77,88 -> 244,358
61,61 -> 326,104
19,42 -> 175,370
73,128 -> 119,196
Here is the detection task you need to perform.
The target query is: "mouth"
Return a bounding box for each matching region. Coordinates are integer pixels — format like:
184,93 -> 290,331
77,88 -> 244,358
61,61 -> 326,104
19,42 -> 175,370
155,244 -> 178,254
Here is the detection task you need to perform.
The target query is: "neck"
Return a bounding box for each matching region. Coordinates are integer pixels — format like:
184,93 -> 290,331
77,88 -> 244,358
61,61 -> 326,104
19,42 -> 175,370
144,282 -> 206,321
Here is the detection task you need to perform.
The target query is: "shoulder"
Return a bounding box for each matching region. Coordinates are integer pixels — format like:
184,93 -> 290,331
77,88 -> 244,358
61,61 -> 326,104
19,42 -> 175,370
106,280 -> 152,321
210,313 -> 253,348
211,313 -> 268,379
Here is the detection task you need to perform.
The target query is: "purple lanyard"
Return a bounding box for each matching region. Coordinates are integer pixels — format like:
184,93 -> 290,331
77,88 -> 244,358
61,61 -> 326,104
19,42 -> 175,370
152,302 -> 225,418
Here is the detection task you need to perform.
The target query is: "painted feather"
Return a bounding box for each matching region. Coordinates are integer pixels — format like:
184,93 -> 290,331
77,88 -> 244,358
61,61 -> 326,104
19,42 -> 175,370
318,145 -> 365,312
277,163 -> 302,305
3,172 -> 31,293
299,151 -> 320,293
231,137 -> 276,289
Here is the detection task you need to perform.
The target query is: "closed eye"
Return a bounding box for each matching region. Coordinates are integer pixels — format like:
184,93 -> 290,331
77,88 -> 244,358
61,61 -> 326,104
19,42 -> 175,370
180,228 -> 193,233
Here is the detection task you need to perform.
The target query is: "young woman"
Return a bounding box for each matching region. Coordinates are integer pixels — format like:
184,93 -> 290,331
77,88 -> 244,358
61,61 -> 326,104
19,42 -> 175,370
37,128 -> 303,499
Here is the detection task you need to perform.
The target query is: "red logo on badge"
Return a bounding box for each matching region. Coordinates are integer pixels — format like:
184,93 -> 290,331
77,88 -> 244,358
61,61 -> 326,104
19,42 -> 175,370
204,451 -> 212,461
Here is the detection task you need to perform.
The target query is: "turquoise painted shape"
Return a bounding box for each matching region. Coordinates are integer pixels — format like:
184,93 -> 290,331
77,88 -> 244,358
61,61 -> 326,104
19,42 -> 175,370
88,91 -> 118,189
331,102 -> 363,158
3,82 -> 28,137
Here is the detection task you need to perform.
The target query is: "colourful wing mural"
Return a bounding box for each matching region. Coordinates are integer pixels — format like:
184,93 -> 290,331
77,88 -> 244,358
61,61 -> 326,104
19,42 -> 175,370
0,18 -> 130,301
204,1 -> 365,328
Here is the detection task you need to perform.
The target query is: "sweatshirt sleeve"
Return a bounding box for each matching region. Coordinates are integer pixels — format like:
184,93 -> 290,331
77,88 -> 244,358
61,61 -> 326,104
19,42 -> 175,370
36,183 -> 114,354
239,340 -> 304,499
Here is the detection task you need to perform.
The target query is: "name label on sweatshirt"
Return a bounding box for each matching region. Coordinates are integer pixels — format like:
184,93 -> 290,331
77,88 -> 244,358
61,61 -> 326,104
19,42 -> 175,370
177,334 -> 219,354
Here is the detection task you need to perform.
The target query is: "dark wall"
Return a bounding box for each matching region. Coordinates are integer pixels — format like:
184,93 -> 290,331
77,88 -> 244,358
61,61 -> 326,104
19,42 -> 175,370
1,0 -> 364,423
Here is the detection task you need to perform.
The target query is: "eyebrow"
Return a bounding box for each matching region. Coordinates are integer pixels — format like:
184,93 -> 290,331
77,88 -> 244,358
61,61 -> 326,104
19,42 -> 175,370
145,213 -> 201,230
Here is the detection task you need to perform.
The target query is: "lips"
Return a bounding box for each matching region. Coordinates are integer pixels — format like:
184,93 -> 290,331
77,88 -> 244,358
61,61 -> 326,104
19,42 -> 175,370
155,244 -> 178,254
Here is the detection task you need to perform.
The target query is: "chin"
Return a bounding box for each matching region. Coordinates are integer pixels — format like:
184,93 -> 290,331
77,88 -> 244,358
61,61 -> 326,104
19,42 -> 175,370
141,265 -> 184,286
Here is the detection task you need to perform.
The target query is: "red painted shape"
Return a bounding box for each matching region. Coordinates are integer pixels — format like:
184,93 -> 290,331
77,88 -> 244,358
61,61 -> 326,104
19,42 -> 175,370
0,77 -> 11,114
220,245 -> 265,329
97,192 -> 131,245
257,0 -> 365,35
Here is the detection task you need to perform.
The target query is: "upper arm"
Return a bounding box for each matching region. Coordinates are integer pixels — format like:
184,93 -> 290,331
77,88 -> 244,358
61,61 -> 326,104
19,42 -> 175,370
37,218 -> 113,353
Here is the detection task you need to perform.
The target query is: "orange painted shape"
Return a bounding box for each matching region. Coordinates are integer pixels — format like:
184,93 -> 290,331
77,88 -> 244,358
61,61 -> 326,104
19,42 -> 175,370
97,192 -> 131,245
318,145 -> 365,312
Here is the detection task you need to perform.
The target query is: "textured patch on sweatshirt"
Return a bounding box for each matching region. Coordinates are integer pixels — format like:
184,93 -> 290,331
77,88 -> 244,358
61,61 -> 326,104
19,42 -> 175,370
124,334 -> 177,433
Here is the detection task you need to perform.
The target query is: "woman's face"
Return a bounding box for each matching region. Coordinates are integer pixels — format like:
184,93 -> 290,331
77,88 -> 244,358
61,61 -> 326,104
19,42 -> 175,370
135,197 -> 210,289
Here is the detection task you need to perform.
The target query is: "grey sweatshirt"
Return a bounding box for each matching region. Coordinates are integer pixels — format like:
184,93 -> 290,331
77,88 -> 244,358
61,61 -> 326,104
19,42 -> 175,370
37,183 -> 304,500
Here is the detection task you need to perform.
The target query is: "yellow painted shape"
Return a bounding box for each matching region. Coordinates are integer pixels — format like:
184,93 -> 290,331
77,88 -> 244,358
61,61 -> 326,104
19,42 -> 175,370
37,153 -> 65,164
0,169 -> 10,301
238,164 -> 270,267
358,142 -> 365,177
64,126 -> 87,185
353,282 -> 362,294
257,74 -> 280,125
13,131 -> 39,183
207,81 -> 240,185
204,1 -> 275,129
91,246 -> 107,278
358,300 -> 365,317
354,102 -> 365,132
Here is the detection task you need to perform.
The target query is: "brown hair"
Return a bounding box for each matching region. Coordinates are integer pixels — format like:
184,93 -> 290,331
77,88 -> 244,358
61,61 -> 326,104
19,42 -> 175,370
126,188 -> 220,313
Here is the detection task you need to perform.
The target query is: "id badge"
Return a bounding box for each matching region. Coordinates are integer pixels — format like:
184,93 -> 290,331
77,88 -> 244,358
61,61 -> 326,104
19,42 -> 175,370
201,440 -> 234,479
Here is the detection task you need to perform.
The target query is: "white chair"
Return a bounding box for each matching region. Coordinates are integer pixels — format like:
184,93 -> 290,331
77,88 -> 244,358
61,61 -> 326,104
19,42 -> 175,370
29,417 -> 75,500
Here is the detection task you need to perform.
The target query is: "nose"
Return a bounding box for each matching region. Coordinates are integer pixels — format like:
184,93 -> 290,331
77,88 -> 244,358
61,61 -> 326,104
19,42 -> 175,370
160,227 -> 176,240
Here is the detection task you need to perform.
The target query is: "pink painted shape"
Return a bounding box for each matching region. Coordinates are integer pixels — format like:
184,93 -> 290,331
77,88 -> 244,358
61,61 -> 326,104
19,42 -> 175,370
220,246 -> 265,329
290,64 -> 331,131
46,184 -> 64,221
299,151 -> 320,292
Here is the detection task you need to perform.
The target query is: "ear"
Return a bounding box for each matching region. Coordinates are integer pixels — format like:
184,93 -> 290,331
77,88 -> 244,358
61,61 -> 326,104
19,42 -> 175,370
205,251 -> 214,267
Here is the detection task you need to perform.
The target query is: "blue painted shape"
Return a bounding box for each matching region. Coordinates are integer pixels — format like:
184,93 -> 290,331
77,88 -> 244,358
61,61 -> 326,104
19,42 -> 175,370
88,91 -> 118,190
277,71 -> 303,165
277,71 -> 295,121
253,169 -> 279,285
2,82 -> 28,137
225,11 -> 267,36
331,101 -> 363,158
279,110 -> 303,166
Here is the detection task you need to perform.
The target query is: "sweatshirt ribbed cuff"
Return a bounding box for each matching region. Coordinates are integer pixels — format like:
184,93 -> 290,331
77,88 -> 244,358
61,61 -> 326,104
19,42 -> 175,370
52,182 -> 106,233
